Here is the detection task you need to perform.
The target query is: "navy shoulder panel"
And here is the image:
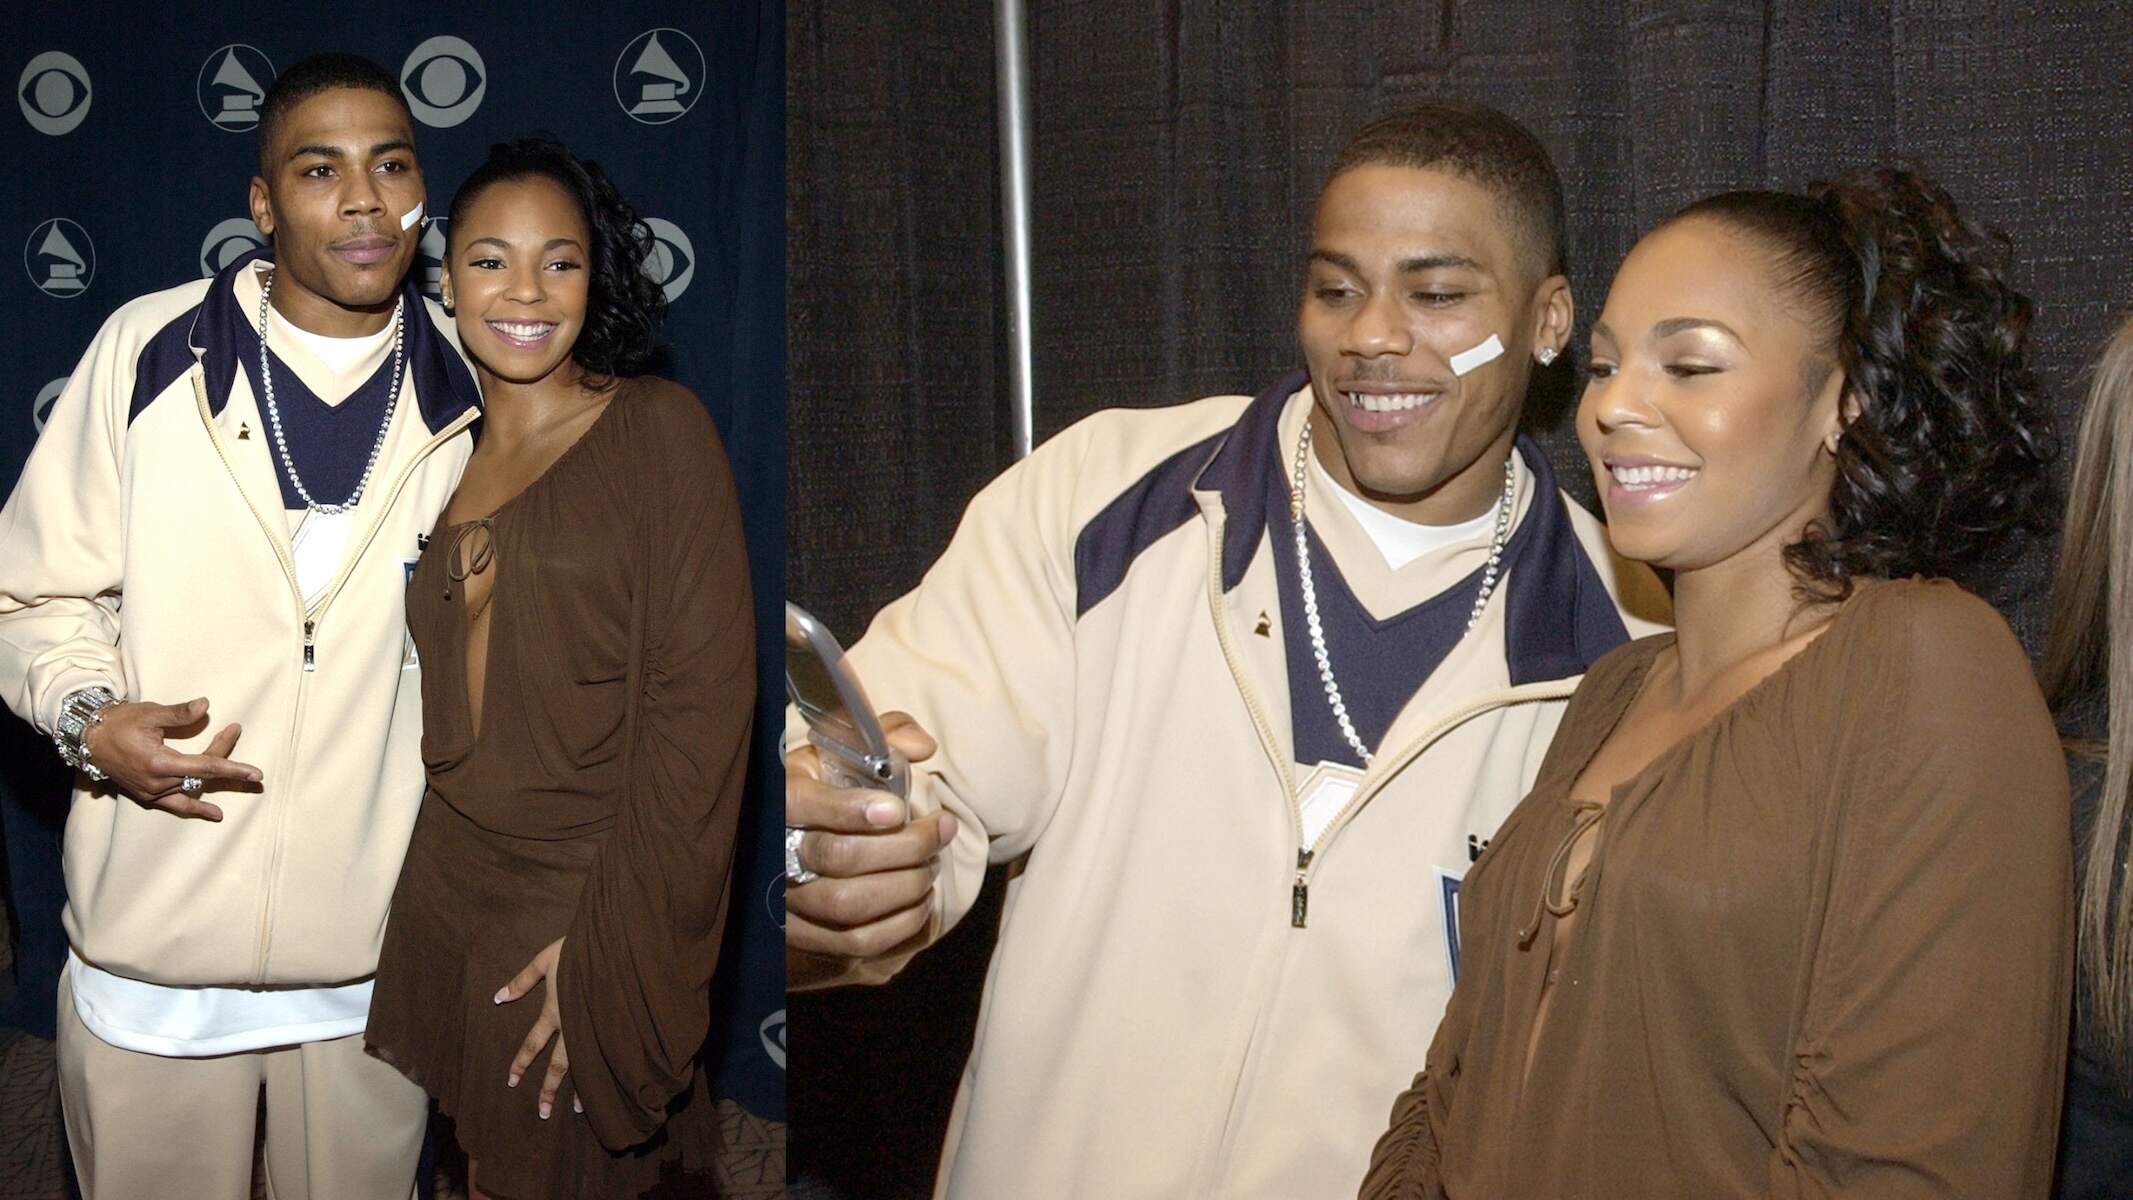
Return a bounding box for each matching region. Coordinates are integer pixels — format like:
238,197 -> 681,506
129,303 -> 203,426
1501,439 -> 1632,684
1073,430 -> 1223,617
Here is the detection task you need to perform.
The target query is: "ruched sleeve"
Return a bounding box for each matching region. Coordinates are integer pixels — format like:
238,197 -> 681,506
559,388 -> 755,1151
1358,1068 -> 1446,1199
1766,584 -> 2070,1198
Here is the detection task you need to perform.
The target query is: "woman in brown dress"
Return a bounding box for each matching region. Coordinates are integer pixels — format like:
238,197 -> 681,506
1361,167 -> 2069,1197
364,139 -> 753,1199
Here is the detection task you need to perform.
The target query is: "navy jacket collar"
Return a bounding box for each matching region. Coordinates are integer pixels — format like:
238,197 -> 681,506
1193,369 -> 1629,685
190,247 -> 480,434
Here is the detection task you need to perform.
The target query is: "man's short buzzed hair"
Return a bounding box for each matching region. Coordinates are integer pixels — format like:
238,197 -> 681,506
1331,102 -> 1567,280
256,53 -> 413,175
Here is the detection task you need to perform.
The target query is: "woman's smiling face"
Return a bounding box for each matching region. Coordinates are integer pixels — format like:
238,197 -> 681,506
443,174 -> 593,386
1578,216 -> 1848,574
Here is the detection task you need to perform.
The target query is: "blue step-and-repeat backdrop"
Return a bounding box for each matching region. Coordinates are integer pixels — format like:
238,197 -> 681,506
1,3 -> 786,1121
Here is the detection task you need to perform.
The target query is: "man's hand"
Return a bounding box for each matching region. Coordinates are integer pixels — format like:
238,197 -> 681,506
786,713 -> 955,967
81,697 -> 263,821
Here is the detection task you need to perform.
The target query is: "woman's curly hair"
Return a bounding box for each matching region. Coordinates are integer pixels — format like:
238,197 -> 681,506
447,136 -> 668,382
1664,166 -> 2057,599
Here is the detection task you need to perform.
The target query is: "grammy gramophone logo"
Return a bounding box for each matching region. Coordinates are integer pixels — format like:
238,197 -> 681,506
417,217 -> 450,303
24,219 -> 93,298
197,45 -> 276,131
614,29 -> 704,126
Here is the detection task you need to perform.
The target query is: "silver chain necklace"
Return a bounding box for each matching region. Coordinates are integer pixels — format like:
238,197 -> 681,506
1290,420 -> 1516,765
256,270 -> 405,516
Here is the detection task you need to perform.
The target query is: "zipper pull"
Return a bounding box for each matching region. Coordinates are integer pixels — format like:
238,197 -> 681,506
303,620 -> 317,672
1292,848 -> 1314,928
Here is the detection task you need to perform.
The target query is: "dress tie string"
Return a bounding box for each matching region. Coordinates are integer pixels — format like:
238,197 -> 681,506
1517,800 -> 1607,948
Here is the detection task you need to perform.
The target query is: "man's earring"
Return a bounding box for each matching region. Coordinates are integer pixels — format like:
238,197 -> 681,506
1536,346 -> 1558,366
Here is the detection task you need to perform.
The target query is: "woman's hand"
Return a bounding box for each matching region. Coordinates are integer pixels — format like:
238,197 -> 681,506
496,937 -> 582,1119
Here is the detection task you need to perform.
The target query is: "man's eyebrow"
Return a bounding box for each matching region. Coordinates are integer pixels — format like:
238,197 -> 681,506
286,140 -> 415,163
1307,249 -> 1484,274
1397,253 -> 1480,272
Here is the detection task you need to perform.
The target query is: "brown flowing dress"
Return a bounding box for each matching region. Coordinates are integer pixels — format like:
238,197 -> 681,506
366,379 -> 754,1200
1360,578 -> 2071,1199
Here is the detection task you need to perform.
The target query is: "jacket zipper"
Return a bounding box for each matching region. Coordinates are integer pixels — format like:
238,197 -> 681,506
1291,848 -> 1313,927
298,407 -> 479,657
1292,681 -> 1579,918
194,371 -> 308,980
194,368 -> 475,979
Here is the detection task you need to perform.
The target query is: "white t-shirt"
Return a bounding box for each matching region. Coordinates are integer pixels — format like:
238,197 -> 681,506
1323,469 -> 1502,571
270,303 -> 393,385
67,950 -> 374,1056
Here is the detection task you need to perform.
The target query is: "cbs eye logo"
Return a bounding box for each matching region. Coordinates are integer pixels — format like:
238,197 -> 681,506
759,1009 -> 786,1070
200,218 -> 268,277
34,377 -> 68,434
19,51 -> 90,136
400,36 -> 485,128
639,218 -> 694,303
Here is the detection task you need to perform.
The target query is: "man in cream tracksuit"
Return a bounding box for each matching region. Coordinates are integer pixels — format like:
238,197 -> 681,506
0,56 -> 478,1198
784,103 -> 1672,1197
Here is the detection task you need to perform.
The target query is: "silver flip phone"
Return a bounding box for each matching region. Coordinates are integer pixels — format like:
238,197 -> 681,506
784,602 -> 910,801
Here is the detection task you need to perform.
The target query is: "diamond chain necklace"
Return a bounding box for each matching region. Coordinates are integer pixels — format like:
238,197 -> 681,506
256,270 -> 405,515
1290,419 -> 1516,765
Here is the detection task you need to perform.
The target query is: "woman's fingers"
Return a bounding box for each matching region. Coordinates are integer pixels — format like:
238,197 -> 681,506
495,957 -> 545,1005
507,1009 -> 556,1088
538,1033 -> 570,1119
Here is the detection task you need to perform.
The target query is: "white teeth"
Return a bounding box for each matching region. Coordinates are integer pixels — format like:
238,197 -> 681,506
1610,464 -> 1699,487
491,321 -> 555,340
1346,391 -> 1435,413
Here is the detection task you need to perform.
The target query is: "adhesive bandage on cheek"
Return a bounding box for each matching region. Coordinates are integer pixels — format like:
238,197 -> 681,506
400,202 -> 425,231
1448,333 -> 1505,377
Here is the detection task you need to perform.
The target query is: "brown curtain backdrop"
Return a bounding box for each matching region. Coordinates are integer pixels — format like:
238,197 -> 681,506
788,2 -> 2133,1194
788,1 -> 1005,643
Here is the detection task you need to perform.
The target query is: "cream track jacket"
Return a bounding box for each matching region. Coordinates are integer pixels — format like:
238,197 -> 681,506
0,252 -> 478,988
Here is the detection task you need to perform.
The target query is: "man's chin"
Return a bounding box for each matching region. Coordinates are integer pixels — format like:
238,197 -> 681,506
1350,473 -> 1448,507
312,257 -> 413,310
1325,430 -> 1438,500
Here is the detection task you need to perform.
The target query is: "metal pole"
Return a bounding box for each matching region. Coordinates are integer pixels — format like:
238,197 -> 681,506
996,0 -> 1035,460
